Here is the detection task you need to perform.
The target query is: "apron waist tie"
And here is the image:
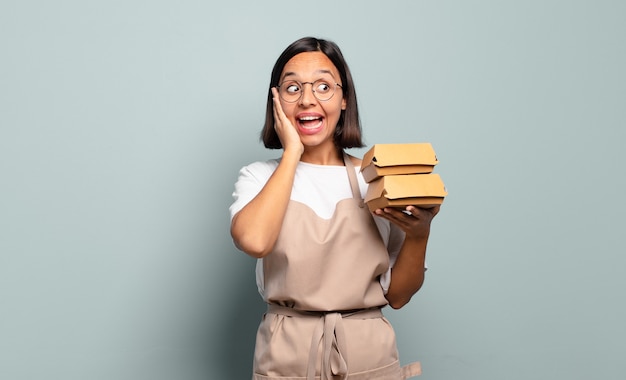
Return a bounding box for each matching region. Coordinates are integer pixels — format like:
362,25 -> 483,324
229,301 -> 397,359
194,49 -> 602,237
267,304 -> 383,380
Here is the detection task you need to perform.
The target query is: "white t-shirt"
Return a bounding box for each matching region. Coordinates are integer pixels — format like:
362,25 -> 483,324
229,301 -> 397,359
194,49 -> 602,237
229,158 -> 406,296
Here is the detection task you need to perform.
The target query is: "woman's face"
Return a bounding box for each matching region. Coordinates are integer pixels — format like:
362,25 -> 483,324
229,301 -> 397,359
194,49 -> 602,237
278,52 -> 346,151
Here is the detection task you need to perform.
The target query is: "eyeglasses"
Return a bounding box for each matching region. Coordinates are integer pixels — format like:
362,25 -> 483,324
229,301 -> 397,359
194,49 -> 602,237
277,79 -> 343,103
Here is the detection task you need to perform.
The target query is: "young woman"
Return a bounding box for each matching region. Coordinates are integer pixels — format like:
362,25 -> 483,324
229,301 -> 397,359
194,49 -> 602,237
230,37 -> 440,380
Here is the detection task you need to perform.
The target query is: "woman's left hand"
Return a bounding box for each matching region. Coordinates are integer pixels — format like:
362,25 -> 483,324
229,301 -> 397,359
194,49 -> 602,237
374,205 -> 440,240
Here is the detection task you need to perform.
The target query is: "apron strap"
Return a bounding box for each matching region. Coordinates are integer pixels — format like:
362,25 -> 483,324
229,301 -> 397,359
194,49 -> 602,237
267,304 -> 383,380
402,361 -> 423,378
342,152 -> 365,208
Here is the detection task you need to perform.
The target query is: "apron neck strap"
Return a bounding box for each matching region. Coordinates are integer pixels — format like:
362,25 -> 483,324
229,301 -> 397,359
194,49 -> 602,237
343,152 -> 365,207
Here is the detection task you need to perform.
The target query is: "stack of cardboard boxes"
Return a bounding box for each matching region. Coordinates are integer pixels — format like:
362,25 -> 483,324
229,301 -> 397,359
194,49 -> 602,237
360,143 -> 447,212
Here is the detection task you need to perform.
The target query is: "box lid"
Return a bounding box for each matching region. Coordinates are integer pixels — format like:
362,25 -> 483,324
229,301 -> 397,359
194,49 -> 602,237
361,143 -> 439,170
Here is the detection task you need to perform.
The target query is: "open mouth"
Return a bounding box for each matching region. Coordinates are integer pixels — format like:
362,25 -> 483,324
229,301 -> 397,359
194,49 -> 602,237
298,115 -> 323,129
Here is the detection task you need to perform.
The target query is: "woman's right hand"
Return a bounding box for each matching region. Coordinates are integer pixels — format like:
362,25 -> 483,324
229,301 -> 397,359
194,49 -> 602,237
231,88 -> 303,258
272,87 -> 304,157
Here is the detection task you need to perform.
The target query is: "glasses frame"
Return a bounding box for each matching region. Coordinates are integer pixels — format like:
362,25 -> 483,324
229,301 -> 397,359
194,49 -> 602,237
276,79 -> 343,103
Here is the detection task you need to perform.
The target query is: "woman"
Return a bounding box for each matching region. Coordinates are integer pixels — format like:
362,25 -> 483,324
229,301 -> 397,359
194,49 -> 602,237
230,37 -> 440,380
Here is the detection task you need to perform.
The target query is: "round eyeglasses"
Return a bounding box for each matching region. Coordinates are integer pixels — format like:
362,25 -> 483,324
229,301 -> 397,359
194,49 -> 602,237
277,79 -> 343,103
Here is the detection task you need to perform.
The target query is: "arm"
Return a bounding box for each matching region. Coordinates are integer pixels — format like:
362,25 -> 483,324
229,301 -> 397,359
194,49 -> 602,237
375,205 -> 440,309
230,88 -> 303,258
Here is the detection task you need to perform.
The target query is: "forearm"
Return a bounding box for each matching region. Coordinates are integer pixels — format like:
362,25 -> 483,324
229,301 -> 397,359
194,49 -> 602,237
231,150 -> 300,258
385,235 -> 429,309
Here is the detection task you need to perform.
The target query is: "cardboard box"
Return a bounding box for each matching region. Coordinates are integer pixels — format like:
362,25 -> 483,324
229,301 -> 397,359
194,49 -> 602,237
364,173 -> 447,212
360,143 -> 439,183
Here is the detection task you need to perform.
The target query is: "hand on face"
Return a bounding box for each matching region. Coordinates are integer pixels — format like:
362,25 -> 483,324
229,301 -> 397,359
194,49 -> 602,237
374,205 -> 441,241
272,87 -> 304,156
273,52 -> 346,159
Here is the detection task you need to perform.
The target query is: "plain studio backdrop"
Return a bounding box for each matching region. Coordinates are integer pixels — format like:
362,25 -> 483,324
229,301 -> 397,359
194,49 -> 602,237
1,1 -> 624,379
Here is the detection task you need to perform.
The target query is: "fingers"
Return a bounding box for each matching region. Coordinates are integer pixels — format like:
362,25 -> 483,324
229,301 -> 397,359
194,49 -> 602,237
406,204 -> 440,218
271,87 -> 283,127
374,205 -> 440,237
272,87 -> 293,130
271,87 -> 303,155
376,205 -> 439,220
374,207 -> 413,229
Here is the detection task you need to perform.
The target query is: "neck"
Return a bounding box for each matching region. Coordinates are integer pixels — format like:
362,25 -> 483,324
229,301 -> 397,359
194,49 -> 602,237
300,146 -> 343,166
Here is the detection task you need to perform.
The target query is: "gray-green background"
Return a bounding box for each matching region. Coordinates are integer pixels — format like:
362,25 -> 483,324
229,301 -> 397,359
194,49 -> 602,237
2,1 -> 624,379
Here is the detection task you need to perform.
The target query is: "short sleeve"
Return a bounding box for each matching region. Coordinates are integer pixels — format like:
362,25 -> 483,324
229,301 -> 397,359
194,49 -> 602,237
229,160 -> 278,220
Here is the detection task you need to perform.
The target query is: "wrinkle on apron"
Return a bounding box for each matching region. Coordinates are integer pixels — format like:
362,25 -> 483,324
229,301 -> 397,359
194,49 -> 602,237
268,305 -> 384,380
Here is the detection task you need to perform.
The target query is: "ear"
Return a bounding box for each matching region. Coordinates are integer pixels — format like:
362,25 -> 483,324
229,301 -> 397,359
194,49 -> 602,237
341,98 -> 347,110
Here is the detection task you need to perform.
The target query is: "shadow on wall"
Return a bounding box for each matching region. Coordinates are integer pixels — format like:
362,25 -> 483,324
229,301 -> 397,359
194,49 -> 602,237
211,250 -> 266,379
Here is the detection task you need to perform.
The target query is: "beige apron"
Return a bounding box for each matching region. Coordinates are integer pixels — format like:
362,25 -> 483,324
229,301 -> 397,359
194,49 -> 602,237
253,153 -> 421,380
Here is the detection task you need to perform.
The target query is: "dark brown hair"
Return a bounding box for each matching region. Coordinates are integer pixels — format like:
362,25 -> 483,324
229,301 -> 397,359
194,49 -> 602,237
261,37 -> 363,149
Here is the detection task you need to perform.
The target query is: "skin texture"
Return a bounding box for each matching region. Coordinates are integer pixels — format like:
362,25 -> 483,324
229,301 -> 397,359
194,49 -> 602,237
375,205 -> 439,308
230,51 -> 439,309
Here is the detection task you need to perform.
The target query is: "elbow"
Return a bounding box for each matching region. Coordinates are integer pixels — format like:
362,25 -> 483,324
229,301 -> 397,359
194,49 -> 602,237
385,280 -> 424,309
237,241 -> 274,258
230,225 -> 274,258
387,296 -> 411,310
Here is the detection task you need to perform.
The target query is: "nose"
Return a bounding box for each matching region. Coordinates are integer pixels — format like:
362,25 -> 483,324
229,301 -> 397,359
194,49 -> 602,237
299,82 -> 317,106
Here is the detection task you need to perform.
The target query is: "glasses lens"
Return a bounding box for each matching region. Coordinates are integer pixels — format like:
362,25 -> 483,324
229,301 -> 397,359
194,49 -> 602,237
278,81 -> 301,103
313,80 -> 334,101
278,80 -> 338,103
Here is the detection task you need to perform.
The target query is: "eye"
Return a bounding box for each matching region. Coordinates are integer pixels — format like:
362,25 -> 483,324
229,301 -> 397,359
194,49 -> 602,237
285,82 -> 300,94
315,82 -> 331,94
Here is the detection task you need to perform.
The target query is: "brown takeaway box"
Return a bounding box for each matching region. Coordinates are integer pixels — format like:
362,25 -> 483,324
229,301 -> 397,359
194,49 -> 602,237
360,143 -> 439,183
364,173 -> 447,212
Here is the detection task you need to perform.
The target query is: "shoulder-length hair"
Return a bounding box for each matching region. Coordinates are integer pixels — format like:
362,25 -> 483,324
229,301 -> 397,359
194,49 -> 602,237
261,37 -> 363,149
